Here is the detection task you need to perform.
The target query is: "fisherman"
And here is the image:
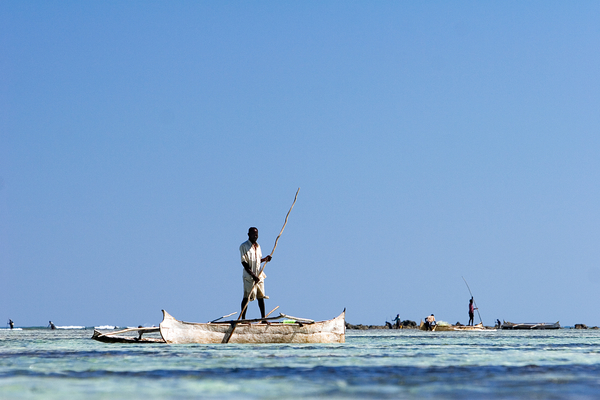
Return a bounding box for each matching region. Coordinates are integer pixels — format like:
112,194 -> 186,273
240,227 -> 272,320
8,319 -> 14,329
425,314 -> 436,331
496,319 -> 502,329
48,321 -> 56,330
468,297 -> 478,326
393,314 -> 401,329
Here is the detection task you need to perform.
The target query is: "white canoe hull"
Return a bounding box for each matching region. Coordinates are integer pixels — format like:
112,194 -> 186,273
445,323 -> 487,331
420,322 -> 490,331
501,321 -> 560,330
159,310 -> 346,344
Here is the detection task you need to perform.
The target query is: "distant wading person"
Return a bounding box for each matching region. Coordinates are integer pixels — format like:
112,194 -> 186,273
240,227 -> 272,320
425,314 -> 436,331
468,297 -> 478,326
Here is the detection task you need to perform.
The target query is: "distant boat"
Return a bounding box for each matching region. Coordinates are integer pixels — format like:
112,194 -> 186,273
442,323 -> 488,331
419,321 -> 437,331
419,322 -> 491,331
501,321 -> 560,330
92,310 -> 346,344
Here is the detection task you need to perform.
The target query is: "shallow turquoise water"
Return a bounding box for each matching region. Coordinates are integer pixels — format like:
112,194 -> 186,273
1,328 -> 599,399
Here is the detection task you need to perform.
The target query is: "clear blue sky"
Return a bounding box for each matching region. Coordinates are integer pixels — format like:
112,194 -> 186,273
2,1 -> 600,327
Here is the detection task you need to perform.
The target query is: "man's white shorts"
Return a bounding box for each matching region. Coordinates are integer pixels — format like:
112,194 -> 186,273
243,272 -> 267,301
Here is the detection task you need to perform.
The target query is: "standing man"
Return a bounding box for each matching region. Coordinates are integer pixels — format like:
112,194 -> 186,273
425,314 -> 436,331
468,297 -> 478,326
393,314 -> 401,329
240,227 -> 272,320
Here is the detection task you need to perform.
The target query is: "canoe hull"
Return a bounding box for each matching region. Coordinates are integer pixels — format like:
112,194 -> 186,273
441,323 -> 487,331
159,310 -> 346,344
419,321 -> 437,331
501,321 -> 560,330
420,322 -> 490,331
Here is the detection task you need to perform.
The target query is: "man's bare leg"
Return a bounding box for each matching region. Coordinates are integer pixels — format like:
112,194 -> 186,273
258,298 -> 265,319
241,298 -> 249,320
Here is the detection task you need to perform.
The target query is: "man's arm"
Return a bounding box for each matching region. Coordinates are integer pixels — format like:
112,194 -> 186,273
241,253 -> 272,282
242,261 -> 260,283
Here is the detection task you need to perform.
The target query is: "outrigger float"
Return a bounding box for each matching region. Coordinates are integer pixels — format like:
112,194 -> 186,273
92,309 -> 346,344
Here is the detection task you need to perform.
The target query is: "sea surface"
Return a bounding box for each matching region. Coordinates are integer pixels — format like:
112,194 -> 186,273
1,327 -> 600,399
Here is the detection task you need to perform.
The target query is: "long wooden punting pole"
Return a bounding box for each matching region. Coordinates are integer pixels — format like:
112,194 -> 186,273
222,188 -> 300,343
462,276 -> 482,324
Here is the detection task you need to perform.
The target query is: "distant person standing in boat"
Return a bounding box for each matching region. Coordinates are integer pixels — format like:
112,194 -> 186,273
468,297 -> 478,326
240,227 -> 272,320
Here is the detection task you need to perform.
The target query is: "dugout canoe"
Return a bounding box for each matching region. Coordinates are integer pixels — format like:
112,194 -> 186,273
419,322 -> 491,331
160,310 -> 346,344
440,323 -> 488,331
501,321 -> 560,330
92,310 -> 346,344
419,321 -> 437,331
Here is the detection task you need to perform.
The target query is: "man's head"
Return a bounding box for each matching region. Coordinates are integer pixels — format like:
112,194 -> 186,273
248,227 -> 259,244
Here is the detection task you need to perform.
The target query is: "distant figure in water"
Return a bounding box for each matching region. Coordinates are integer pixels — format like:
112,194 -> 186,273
425,314 -> 436,331
393,314 -> 401,329
468,297 -> 478,326
496,319 -> 502,329
9,319 -> 14,329
48,321 -> 56,330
